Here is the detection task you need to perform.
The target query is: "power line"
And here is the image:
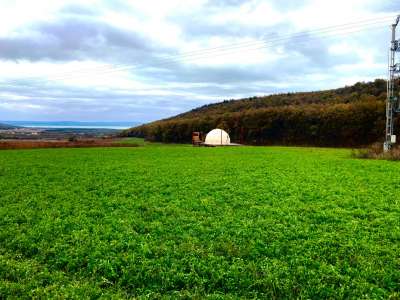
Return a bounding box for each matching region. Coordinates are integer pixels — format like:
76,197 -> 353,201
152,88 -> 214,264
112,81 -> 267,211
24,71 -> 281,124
1,23 -> 389,97
47,21 -> 392,82
53,17 -> 395,78
0,15 -> 394,85
51,15 -> 395,77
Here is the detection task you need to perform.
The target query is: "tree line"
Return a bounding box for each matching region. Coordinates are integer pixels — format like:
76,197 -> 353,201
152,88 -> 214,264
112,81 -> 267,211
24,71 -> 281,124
122,79 -> 396,147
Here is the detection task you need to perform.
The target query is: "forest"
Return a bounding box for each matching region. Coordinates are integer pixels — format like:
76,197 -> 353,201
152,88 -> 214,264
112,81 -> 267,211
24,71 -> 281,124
122,79 -> 394,147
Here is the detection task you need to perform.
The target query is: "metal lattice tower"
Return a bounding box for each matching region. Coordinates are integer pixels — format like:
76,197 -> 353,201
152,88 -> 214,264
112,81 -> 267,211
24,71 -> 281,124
384,15 -> 400,152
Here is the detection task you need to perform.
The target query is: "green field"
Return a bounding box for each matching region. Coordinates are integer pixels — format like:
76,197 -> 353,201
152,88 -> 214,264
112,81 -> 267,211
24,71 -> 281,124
0,144 -> 399,299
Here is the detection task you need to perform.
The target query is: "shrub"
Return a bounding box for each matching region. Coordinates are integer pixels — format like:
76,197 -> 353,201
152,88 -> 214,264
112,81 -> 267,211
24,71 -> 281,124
68,136 -> 78,142
352,142 -> 400,160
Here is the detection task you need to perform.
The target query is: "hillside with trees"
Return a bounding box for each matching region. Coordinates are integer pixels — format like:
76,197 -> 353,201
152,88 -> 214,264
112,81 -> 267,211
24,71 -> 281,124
122,79 -> 393,147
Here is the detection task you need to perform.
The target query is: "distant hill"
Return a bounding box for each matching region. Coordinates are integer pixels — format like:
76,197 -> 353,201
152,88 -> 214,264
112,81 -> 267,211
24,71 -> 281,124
3,121 -> 138,129
0,123 -> 19,130
122,79 -> 390,147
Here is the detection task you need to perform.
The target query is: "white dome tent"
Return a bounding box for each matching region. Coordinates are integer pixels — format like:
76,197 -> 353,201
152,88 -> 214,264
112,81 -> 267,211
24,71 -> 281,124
205,129 -> 230,145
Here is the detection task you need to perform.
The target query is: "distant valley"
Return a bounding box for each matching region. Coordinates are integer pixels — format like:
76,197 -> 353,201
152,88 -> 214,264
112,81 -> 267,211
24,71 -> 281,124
0,121 -> 140,140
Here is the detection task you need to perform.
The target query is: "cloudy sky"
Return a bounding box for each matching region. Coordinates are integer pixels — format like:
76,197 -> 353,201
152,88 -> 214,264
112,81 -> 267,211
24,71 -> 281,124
0,0 -> 399,123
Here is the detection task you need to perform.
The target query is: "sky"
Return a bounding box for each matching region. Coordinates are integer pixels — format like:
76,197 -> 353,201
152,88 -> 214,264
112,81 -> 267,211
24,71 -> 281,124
0,0 -> 399,123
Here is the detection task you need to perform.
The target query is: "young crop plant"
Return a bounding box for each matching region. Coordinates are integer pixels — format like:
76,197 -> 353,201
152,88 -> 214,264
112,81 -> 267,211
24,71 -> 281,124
0,145 -> 399,298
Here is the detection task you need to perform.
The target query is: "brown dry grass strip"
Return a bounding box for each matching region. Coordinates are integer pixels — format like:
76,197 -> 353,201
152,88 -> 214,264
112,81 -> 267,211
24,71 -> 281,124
0,140 -> 139,150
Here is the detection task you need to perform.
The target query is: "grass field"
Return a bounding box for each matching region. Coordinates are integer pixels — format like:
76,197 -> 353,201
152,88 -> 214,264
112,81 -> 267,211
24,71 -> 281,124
0,144 -> 399,299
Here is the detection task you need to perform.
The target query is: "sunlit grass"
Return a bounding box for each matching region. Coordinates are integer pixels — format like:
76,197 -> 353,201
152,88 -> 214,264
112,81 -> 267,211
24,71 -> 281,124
0,145 -> 399,298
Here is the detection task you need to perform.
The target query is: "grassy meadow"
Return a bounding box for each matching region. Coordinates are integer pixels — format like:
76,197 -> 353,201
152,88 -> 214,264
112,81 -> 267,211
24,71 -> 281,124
0,143 -> 399,298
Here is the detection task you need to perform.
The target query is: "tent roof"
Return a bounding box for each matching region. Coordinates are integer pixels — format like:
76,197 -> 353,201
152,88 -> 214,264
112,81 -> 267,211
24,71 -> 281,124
205,128 -> 230,145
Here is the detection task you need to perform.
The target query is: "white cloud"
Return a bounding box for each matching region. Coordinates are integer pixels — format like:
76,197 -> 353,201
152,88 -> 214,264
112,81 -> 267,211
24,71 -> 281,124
0,0 -> 396,122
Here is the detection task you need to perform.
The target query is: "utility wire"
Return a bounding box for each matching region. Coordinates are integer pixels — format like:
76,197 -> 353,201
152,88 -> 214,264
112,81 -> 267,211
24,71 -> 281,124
1,15 -> 394,84
49,21 -> 391,81
49,15 -> 395,78
1,23 -> 389,96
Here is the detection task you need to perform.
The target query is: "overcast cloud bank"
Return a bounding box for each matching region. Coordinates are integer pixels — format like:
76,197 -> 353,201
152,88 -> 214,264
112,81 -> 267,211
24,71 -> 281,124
0,0 -> 398,122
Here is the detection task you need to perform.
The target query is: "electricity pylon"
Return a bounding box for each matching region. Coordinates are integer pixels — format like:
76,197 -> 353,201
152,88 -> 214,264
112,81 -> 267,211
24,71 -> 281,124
384,15 -> 400,152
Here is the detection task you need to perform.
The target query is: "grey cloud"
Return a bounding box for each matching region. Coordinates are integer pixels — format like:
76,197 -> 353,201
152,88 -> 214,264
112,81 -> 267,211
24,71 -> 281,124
0,80 -> 208,122
155,64 -> 278,85
206,0 -> 250,8
170,2 -> 290,39
0,0 -> 390,122
372,0 -> 400,13
0,17 -> 157,63
138,34 -> 361,87
268,0 -> 310,11
60,4 -> 99,16
283,33 -> 361,68
206,0 -> 309,11
176,17 -> 286,39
